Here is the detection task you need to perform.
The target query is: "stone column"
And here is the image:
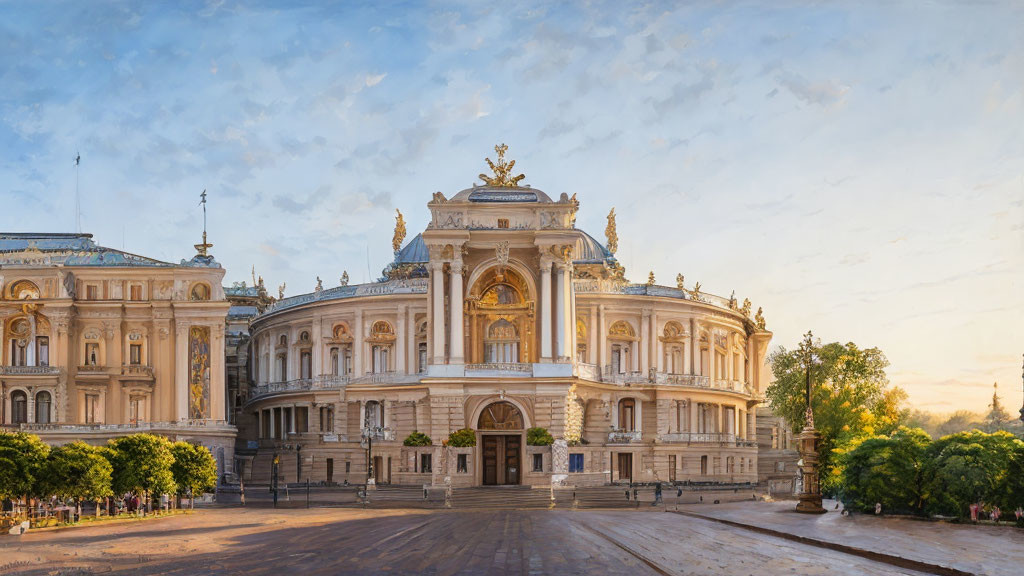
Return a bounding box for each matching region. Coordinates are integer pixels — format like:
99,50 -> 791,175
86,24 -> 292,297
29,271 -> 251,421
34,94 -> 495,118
650,310 -> 658,373
449,259 -> 464,364
258,409 -> 264,439
354,310 -> 364,376
746,336 -> 755,385
640,310 -> 649,372
174,322 -> 189,421
540,256 -> 553,362
689,319 -> 698,376
212,324 -> 226,421
690,400 -> 699,433
430,261 -> 445,364
554,262 -> 566,360
568,266 -> 577,360
588,305 -> 598,364
311,313 -> 323,375
598,305 -> 606,369
396,305 -> 407,373
407,309 -> 416,374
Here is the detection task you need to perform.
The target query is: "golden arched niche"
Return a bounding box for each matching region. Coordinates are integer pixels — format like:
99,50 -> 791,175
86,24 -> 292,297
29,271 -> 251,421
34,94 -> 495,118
466,266 -> 535,363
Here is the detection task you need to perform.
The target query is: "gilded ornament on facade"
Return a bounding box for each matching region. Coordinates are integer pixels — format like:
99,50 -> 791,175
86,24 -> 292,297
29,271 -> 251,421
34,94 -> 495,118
392,209 -> 407,254
188,325 -> 211,419
676,273 -> 684,290
729,291 -> 738,309
647,271 -> 655,286
495,240 -> 510,268
478,143 -> 526,187
605,208 -> 618,255
742,298 -> 752,316
689,281 -> 704,302
755,306 -> 766,330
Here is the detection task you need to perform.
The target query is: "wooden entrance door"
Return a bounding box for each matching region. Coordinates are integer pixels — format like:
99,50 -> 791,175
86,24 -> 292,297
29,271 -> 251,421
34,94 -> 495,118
327,458 -> 334,484
617,453 -> 633,482
373,456 -> 384,484
482,435 -> 521,485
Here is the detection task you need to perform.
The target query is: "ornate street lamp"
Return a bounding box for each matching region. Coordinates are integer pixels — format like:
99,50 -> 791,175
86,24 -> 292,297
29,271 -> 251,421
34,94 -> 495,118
361,425 -> 385,489
796,331 -> 826,514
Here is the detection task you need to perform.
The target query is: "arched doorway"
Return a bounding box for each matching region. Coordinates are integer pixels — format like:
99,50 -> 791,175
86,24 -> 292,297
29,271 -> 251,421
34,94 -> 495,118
477,401 -> 525,485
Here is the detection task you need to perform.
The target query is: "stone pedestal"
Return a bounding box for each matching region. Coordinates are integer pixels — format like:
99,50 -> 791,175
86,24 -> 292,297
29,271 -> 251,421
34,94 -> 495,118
795,425 -> 826,514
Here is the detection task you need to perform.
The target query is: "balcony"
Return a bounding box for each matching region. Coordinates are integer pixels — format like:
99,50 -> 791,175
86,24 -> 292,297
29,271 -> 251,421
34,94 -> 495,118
649,372 -> 749,394
361,426 -> 396,442
120,364 -> 155,380
350,372 -> 421,386
607,429 -> 643,444
601,366 -> 647,385
659,432 -> 756,447
251,376 -> 348,401
13,420 -> 234,434
574,363 -> 601,381
465,363 -> 534,377
0,365 -> 62,377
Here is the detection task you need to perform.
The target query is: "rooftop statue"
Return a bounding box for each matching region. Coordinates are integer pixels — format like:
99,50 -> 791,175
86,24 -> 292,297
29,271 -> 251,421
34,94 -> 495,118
676,274 -> 684,290
605,208 -> 618,255
478,143 -> 526,187
755,307 -> 766,330
340,271 -> 349,286
393,209 -> 406,254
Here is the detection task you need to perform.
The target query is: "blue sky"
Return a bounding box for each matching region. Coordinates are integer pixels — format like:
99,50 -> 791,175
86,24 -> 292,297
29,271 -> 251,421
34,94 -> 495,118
2,1 -> 1022,413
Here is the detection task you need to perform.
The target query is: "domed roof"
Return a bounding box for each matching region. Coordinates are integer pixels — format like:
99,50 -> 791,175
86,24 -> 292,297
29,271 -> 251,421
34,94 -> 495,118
393,233 -> 428,264
574,230 -> 614,263
450,185 -> 553,203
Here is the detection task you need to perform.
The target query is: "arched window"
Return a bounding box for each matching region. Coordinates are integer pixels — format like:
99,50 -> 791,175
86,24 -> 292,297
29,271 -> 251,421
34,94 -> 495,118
371,345 -> 390,373
8,280 -> 39,300
364,400 -> 383,429
11,391 -> 27,424
35,391 -> 51,424
190,283 -> 211,301
330,348 -> 339,376
300,350 -> 312,379
368,322 -> 395,374
617,398 -> 635,431
484,319 -> 519,363
477,401 -> 524,430
278,334 -> 288,347
608,321 -> 636,374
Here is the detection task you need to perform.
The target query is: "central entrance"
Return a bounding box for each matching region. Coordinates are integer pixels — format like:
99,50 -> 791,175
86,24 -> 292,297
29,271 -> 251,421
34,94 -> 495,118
482,435 -> 521,485
477,400 -> 526,486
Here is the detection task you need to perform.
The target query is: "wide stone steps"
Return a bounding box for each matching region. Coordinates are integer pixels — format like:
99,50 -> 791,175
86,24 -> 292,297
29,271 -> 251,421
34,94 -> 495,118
451,487 -> 560,510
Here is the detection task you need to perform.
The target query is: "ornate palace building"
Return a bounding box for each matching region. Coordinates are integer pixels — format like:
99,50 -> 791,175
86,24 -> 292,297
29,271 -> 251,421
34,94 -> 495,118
241,146 -> 773,488
0,232 -> 236,475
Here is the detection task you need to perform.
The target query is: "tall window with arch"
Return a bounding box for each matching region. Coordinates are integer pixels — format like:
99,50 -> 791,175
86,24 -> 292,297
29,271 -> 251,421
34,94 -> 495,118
35,390 -> 51,424
10,390 -> 28,424
364,400 -> 384,429
618,398 -> 636,432
484,319 -> 519,363
368,321 -> 395,374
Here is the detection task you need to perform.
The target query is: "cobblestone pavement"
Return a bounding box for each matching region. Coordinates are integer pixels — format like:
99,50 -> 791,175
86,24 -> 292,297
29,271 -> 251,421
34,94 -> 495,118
681,499 -> 1023,576
0,507 -> 941,575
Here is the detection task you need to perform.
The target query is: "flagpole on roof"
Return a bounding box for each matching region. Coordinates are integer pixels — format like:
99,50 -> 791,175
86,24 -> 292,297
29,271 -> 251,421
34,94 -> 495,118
74,151 -> 81,233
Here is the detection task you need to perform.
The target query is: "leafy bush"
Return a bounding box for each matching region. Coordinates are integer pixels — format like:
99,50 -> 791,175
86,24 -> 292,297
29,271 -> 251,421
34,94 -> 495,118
170,442 -> 218,504
839,427 -> 930,514
447,428 -> 476,447
526,427 -> 554,446
922,430 -> 1023,518
0,431 -> 50,500
403,431 -> 432,447
40,441 -> 113,505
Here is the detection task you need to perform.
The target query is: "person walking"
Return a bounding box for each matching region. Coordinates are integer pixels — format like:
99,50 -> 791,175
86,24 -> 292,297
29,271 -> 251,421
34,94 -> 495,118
653,482 -> 663,506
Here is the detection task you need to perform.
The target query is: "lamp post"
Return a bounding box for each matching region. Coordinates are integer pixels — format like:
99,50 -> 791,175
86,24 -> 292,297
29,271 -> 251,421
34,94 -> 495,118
795,331 -> 826,514
361,425 -> 384,490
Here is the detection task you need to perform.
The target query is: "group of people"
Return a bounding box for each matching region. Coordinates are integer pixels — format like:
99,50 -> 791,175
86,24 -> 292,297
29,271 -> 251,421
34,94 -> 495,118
969,503 -> 1024,523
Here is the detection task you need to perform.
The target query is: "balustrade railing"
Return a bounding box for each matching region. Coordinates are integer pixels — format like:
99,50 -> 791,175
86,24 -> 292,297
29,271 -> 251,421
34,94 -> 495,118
121,364 -> 154,378
15,419 -> 232,432
465,363 -> 533,375
607,429 -> 643,443
0,365 -> 61,376
574,363 -> 601,381
659,432 -> 757,446
77,364 -> 108,373
601,366 -> 647,385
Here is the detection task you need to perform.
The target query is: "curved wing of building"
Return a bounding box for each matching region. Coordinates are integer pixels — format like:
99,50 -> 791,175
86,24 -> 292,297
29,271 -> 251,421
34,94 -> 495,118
244,172 -> 773,488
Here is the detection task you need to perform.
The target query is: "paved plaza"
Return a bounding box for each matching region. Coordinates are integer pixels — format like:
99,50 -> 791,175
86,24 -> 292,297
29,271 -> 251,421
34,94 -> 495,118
4,503 -> 1019,575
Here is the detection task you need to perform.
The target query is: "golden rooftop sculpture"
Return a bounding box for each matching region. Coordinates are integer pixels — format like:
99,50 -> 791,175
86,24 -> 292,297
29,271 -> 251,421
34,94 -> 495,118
393,209 -> 407,254
605,208 -> 618,255
479,143 -> 526,187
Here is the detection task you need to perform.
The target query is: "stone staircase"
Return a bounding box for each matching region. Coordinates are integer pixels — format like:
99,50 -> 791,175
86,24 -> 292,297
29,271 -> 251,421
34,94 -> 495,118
451,486 -> 561,509
363,485 -> 445,508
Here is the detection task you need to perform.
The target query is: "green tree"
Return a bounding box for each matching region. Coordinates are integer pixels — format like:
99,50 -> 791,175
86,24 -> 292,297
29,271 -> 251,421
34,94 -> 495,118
0,431 -> 50,506
169,441 -> 218,509
936,410 -> 982,437
402,431 -> 432,447
526,427 -> 554,446
766,337 -> 906,492
839,427 -> 931,514
105,434 -> 176,512
40,442 -> 113,519
922,430 -> 1023,518
446,429 -> 477,447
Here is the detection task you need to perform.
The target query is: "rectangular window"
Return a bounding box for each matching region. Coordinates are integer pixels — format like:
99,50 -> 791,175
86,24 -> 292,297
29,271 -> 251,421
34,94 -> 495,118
668,455 -> 677,482
295,407 -> 308,433
569,453 -> 584,473
532,453 -> 543,472
129,285 -> 143,301
11,340 -> 26,366
129,343 -> 142,365
457,453 -> 468,473
418,343 -> 427,373
36,337 -> 49,367
320,407 -> 334,433
420,453 -> 432,473
497,218 -> 510,229
84,394 -> 100,424
86,285 -> 98,300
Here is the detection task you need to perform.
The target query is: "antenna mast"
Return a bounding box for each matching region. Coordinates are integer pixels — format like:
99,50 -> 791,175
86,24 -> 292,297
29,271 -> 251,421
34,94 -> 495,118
74,151 -> 81,233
